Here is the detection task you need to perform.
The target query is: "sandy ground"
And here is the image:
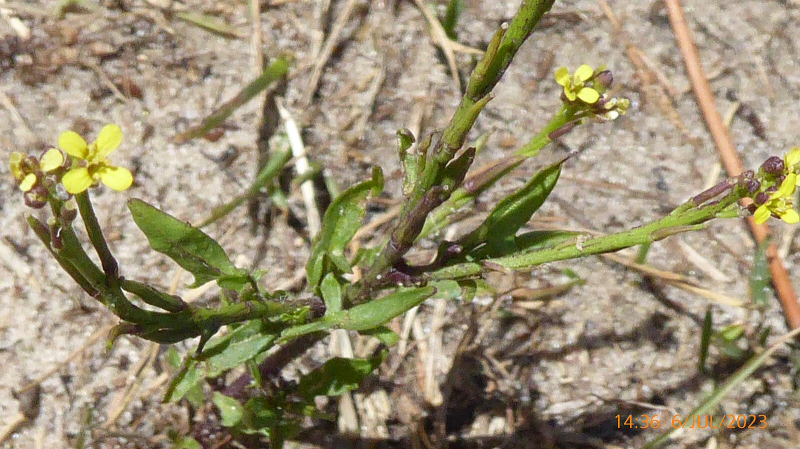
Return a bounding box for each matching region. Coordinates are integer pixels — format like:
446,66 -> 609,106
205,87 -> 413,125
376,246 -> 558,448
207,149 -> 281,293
1,0 -> 800,448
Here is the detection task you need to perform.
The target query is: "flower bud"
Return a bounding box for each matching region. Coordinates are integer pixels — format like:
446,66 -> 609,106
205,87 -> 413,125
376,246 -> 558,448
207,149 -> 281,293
740,177 -> 760,193
594,70 -> 613,90
760,156 -> 784,175
754,192 -> 769,205
23,185 -> 48,209
60,201 -> 78,223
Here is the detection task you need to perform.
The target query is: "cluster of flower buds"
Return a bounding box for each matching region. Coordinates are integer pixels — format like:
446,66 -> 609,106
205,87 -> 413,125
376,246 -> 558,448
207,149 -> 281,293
749,148 -> 800,224
8,124 -> 133,209
9,148 -> 65,208
554,64 -> 630,121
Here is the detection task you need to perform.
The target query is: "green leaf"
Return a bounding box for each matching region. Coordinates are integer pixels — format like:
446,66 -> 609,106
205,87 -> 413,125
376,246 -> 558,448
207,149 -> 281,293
461,160 -> 563,256
164,358 -> 202,403
441,0 -> 464,40
199,321 -> 277,377
306,167 -> 383,290
174,59 -> 289,144
280,286 -> 435,341
749,237 -> 771,309
129,199 -> 247,287
172,437 -> 202,449
321,274 -> 343,314
338,286 -> 436,331
296,352 -> 385,401
514,230 -> 581,253
359,326 -> 399,346
213,392 -> 245,427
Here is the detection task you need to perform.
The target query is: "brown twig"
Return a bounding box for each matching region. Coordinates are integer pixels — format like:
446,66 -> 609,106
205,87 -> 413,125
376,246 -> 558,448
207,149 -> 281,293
664,0 -> 800,329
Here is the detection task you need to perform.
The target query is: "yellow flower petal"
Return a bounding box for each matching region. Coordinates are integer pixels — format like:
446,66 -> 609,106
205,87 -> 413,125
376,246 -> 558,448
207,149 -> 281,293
9,152 -> 25,179
40,148 -> 64,172
753,204 -> 771,224
577,87 -> 600,104
773,173 -> 796,199
554,67 -> 570,87
58,131 -> 88,159
62,167 -> 94,194
780,208 -> 799,224
97,165 -> 133,191
19,173 -> 36,192
784,147 -> 800,169
564,89 -> 577,101
574,64 -> 594,82
95,124 -> 122,158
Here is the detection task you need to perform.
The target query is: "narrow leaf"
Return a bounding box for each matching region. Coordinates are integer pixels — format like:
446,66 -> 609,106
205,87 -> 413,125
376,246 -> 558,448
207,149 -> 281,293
306,167 -> 383,289
174,59 -> 289,143
749,237 -> 771,309
129,199 -> 246,287
177,12 -> 241,39
461,160 -> 563,255
338,286 -> 436,331
164,358 -> 202,403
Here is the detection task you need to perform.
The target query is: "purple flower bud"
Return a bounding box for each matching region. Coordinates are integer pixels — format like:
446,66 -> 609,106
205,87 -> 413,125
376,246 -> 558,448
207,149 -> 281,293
23,186 -> 48,209
741,178 -> 760,193
60,203 -> 78,223
754,192 -> 769,205
594,70 -> 613,89
760,156 -> 784,175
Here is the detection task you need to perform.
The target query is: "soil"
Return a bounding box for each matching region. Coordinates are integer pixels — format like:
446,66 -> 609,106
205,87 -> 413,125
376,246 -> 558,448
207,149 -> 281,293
1,0 -> 799,448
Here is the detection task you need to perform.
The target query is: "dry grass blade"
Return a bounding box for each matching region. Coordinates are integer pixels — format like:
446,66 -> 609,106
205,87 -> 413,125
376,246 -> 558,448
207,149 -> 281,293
303,0 -> 358,105
176,11 -> 242,39
411,0 -> 483,92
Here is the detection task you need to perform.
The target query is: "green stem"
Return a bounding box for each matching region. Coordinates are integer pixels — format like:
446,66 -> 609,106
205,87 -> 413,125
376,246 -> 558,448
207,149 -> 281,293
428,192 -> 744,279
348,0 -> 557,303
75,192 -> 120,288
419,109 -> 571,239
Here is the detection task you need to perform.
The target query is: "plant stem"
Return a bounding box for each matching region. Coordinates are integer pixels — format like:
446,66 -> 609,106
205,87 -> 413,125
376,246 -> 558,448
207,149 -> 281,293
75,192 -> 120,287
349,0 -> 557,303
427,190 -> 744,279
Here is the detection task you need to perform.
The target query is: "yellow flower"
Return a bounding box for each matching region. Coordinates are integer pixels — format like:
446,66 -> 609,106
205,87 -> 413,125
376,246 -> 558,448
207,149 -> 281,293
59,124 -> 133,194
554,65 -> 600,104
753,173 -> 799,224
8,148 -> 64,192
783,147 -> 800,176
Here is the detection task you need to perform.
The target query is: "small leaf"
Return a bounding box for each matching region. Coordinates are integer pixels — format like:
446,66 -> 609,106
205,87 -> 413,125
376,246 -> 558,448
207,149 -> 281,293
164,358 -> 202,403
199,321 -> 277,377
338,286 -> 436,331
749,237 -> 772,309
441,0 -> 464,39
172,437 -> 202,449
458,279 -> 477,302
297,352 -> 385,401
213,392 -> 245,427
306,167 -> 383,290
321,274 -> 343,314
359,326 -> 399,346
129,199 -> 246,287
461,160 -> 563,256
